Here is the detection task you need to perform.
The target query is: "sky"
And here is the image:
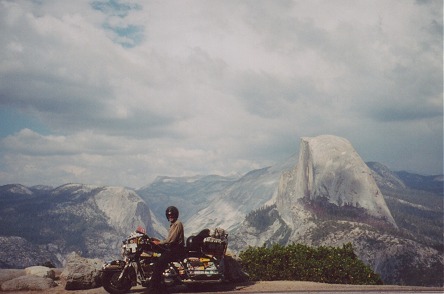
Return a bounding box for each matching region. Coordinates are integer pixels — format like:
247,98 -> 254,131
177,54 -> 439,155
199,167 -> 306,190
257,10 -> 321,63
0,0 -> 442,189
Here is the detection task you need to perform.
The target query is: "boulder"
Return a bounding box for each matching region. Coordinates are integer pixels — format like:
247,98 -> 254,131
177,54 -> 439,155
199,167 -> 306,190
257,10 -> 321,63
61,252 -> 103,290
0,269 -> 25,286
25,265 -> 55,279
1,275 -> 56,291
223,254 -> 249,282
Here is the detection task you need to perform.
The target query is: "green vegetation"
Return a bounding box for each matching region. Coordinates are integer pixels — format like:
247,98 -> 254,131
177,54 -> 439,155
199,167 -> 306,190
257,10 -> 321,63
245,205 -> 280,231
239,243 -> 383,285
245,205 -> 292,246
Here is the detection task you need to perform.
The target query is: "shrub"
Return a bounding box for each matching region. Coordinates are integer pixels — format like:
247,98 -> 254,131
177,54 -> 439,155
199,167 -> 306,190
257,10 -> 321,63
239,242 -> 382,285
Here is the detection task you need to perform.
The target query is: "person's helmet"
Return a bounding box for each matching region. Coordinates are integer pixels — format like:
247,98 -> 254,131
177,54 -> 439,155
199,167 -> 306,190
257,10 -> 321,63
165,206 -> 179,220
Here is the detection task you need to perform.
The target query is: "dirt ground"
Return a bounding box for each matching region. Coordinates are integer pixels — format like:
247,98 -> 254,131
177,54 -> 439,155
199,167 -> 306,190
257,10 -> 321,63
8,280 -> 443,294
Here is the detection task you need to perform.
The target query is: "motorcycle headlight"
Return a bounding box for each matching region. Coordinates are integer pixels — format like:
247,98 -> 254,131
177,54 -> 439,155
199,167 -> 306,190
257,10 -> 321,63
126,243 -> 138,253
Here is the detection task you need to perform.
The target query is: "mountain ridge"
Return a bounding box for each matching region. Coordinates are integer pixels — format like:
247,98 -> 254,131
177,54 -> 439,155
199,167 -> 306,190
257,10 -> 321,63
0,135 -> 442,286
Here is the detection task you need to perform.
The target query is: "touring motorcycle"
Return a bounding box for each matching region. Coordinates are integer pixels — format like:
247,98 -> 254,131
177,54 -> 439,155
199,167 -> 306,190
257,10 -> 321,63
101,227 -> 228,294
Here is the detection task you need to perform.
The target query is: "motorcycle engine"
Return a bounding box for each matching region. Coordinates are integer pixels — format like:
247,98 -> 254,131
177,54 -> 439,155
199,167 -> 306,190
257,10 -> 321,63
140,258 -> 155,274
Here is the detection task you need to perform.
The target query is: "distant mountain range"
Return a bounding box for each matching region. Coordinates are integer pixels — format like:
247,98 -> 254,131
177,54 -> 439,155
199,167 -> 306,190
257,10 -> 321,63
0,135 -> 442,286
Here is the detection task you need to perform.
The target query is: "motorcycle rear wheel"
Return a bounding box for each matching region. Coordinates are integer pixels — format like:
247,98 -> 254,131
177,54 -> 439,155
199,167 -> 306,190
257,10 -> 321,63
102,271 -> 132,294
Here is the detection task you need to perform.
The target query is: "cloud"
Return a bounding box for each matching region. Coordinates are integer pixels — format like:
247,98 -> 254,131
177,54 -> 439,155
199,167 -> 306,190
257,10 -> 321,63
1,128 -> 126,156
0,0 -> 442,187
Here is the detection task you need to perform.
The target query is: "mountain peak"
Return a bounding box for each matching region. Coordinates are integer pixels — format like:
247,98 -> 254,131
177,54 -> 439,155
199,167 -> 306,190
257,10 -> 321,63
0,184 -> 33,196
277,135 -> 397,228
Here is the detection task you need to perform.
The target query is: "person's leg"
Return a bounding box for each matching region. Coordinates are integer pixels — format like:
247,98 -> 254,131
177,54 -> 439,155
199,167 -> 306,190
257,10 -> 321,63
150,252 -> 170,289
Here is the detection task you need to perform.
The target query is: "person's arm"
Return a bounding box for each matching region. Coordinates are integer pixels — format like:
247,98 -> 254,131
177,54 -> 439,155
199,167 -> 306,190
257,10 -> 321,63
151,237 -> 160,245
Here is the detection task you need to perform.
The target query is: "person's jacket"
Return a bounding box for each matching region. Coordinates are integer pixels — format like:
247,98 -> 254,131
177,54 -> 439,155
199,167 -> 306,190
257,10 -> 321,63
159,220 -> 184,249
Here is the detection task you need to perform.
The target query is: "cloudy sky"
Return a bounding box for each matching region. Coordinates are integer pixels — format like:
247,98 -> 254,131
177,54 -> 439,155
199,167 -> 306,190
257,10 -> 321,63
0,0 -> 442,189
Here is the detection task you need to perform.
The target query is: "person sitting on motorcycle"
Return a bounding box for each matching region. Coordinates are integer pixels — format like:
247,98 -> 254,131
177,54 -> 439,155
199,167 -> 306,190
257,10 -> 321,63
149,206 -> 185,292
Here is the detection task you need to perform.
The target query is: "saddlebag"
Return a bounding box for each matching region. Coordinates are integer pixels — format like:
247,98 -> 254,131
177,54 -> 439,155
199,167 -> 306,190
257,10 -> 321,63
187,227 -> 228,257
183,257 -> 222,281
202,237 -> 227,257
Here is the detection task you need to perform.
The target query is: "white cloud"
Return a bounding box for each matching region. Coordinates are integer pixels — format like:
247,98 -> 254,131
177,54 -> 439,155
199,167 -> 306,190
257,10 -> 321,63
0,0 -> 442,187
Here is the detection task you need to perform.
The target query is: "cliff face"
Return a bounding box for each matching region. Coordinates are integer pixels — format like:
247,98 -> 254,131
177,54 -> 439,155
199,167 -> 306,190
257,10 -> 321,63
276,135 -> 396,229
93,186 -> 166,237
232,135 -> 442,286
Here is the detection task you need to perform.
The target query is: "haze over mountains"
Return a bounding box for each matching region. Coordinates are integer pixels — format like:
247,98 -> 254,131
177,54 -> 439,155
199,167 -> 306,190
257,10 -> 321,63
0,135 -> 442,286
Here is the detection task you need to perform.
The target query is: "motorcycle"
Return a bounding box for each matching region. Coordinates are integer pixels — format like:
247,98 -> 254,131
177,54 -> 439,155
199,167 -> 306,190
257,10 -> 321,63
100,227 -> 228,294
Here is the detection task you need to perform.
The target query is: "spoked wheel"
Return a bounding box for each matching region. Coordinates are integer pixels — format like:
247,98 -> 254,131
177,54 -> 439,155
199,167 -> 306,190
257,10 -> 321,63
102,271 -> 132,294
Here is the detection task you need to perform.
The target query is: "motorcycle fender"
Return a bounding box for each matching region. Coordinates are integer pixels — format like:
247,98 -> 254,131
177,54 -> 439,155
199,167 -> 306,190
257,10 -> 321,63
101,260 -> 125,271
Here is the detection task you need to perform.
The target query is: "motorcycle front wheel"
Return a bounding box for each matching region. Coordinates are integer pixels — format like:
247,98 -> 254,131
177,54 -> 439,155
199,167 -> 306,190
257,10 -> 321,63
102,271 -> 132,294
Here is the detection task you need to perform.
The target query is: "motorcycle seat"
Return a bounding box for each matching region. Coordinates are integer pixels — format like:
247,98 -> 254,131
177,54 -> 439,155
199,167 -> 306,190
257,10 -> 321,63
186,229 -> 210,251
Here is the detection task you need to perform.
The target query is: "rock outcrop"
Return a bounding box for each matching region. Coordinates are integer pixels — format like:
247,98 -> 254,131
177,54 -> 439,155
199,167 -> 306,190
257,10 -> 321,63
25,266 -> 55,279
1,275 -> 56,291
61,252 -> 102,290
0,267 -> 57,291
233,135 -> 443,286
93,186 -> 159,237
0,269 -> 25,286
276,135 -> 397,230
